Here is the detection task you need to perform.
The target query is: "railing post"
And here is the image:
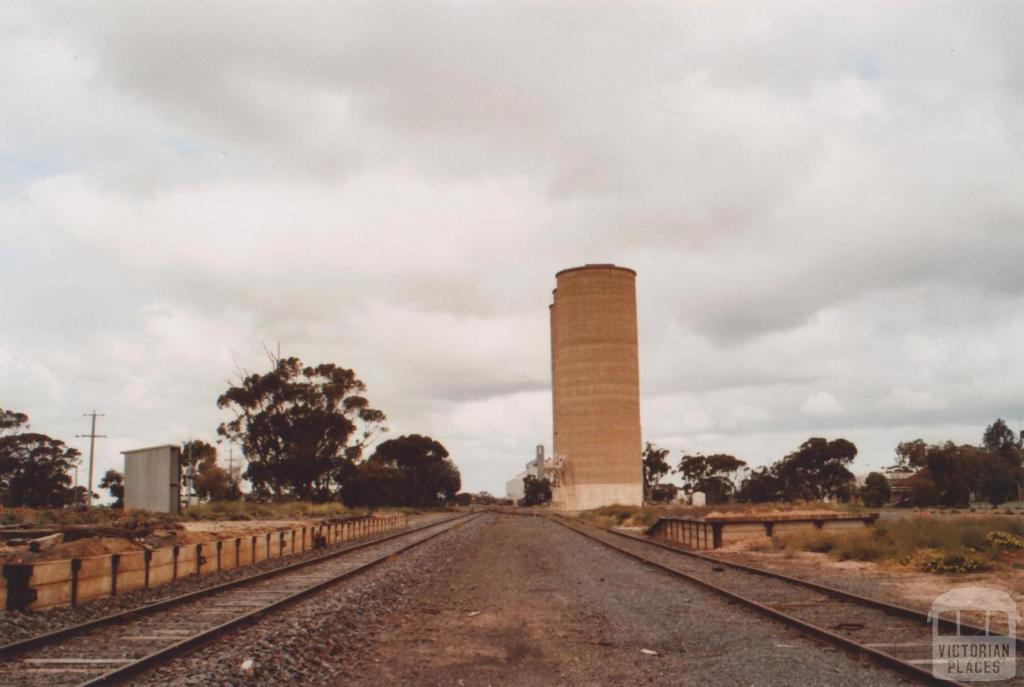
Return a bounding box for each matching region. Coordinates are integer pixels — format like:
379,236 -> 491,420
111,554 -> 120,595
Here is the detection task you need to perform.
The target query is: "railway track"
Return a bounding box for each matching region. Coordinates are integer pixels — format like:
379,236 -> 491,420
0,512 -> 477,686
550,514 -> 1022,687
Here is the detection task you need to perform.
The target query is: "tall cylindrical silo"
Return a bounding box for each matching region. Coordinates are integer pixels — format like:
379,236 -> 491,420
550,264 -> 642,510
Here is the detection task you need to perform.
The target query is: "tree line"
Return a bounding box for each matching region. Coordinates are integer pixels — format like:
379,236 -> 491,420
1,354 -> 461,509
885,419 -> 1023,507
642,419 -> 1023,508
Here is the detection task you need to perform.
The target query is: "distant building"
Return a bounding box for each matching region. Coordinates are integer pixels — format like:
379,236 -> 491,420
531,445 -> 544,478
123,445 -> 181,513
506,471 -> 528,502
505,445 -> 548,502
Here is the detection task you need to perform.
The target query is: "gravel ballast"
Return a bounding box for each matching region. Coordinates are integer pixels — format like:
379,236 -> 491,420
143,514 -> 913,686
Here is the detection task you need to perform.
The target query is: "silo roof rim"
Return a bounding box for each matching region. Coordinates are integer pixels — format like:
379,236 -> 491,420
555,264 -> 636,277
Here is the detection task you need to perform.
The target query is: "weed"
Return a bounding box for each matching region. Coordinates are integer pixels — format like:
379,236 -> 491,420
920,551 -> 992,575
777,516 -> 1024,573
986,531 -> 1024,550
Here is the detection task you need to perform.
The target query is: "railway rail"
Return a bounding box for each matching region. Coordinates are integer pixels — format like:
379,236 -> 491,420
549,514 -> 1022,687
0,512 -> 477,686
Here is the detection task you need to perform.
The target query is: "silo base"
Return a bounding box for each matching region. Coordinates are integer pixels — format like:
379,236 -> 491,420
551,483 -> 643,512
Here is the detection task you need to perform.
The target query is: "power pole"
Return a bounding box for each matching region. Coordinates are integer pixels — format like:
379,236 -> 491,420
76,411 -> 106,507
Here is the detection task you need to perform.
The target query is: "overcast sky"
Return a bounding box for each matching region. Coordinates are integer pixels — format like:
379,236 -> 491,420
2,2 -> 1022,498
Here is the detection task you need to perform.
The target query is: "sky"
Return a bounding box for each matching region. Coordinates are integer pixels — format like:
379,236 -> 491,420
1,2 -> 1022,498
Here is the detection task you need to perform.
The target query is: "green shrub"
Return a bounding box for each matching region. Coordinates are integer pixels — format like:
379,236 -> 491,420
920,551 -> 992,574
986,531 -> 1024,549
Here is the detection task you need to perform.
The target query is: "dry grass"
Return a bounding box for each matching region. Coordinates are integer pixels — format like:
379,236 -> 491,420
180,501 -> 359,521
575,501 -> 853,529
776,516 -> 1024,574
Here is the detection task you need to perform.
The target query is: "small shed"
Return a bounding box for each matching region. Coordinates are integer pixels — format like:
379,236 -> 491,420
123,445 -> 181,513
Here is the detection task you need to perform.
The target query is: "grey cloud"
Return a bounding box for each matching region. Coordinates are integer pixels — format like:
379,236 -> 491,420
3,2 -> 1023,493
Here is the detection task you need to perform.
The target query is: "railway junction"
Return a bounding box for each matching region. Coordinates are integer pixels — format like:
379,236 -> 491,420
2,511 -> 1017,686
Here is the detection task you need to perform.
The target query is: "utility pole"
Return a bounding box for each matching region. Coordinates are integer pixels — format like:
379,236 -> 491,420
76,410 -> 106,507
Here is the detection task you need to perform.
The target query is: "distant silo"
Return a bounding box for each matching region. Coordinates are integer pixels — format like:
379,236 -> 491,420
550,264 -> 642,510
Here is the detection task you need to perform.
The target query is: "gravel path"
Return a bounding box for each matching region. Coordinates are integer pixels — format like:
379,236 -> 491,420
140,514 -> 914,686
0,513 -> 450,648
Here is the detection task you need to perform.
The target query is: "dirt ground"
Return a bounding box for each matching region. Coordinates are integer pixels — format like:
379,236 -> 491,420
0,512 -> 418,563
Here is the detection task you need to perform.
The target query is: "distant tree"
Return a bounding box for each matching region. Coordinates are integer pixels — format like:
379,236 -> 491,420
454,492 -> 473,507
193,456 -> 241,501
344,435 -> 459,507
99,469 -> 125,508
982,418 -> 1021,458
677,453 -> 747,503
642,443 -> 672,503
0,408 -> 29,435
522,475 -> 552,506
906,473 -> 940,507
342,460 -> 405,509
474,491 -> 497,505
980,419 -> 1023,506
0,407 -> 80,508
180,439 -> 216,475
774,438 -> 857,501
894,439 -> 929,470
737,467 -> 781,503
860,472 -> 890,507
217,356 -> 387,501
921,442 -> 982,507
650,483 -> 679,503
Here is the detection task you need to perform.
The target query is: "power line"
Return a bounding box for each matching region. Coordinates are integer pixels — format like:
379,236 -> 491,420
76,410 -> 106,507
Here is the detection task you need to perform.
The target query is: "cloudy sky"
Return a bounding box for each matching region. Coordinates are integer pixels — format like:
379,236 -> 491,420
2,2 -> 1022,498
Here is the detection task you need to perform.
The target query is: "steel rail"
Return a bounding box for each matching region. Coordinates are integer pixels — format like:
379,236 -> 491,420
547,514 -> 971,687
564,514 -> 1022,650
0,513 -> 470,661
78,513 -> 481,686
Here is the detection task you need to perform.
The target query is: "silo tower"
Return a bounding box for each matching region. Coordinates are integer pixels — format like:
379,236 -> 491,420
549,264 -> 643,510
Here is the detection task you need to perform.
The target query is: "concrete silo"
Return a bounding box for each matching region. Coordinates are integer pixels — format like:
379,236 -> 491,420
549,264 -> 643,510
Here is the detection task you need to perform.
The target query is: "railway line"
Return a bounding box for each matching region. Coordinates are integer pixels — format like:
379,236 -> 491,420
550,514 -> 1022,687
0,513 -> 477,686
